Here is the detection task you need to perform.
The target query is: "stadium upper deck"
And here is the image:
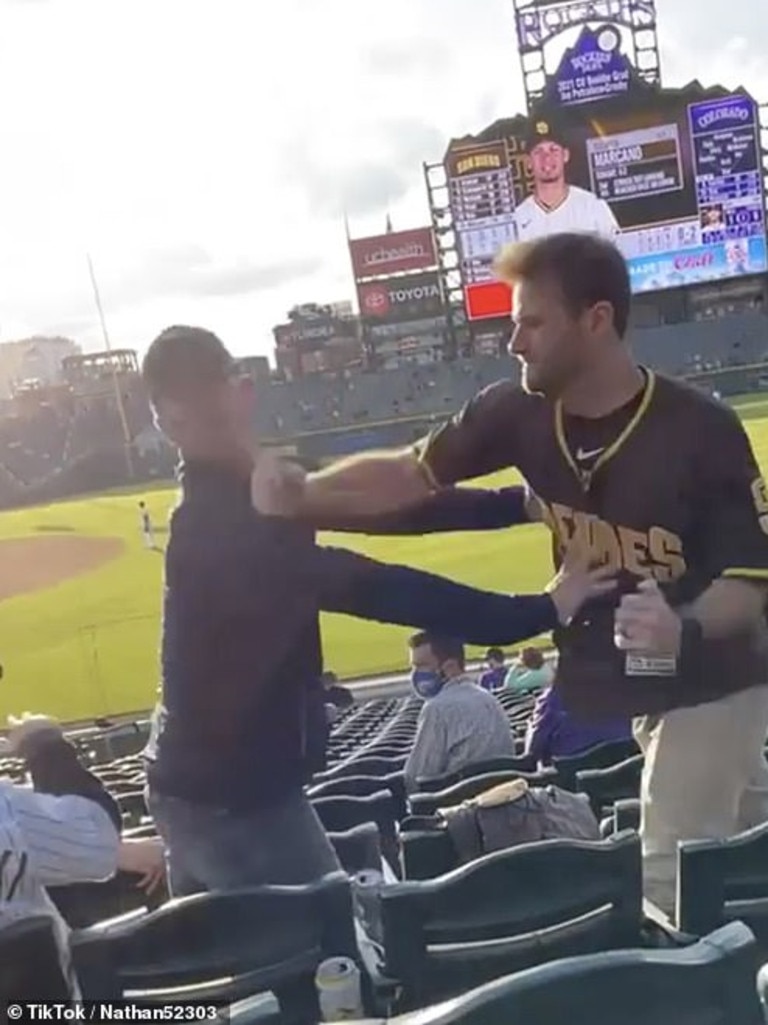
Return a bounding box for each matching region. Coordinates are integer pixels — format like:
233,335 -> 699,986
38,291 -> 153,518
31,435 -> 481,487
0,305 -> 766,508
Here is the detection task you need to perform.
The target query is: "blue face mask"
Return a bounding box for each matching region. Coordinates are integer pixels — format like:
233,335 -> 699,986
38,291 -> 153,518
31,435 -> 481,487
411,668 -> 444,700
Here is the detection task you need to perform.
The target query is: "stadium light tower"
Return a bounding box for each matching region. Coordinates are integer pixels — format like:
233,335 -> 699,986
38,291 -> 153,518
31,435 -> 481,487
423,161 -> 467,360
86,254 -> 135,479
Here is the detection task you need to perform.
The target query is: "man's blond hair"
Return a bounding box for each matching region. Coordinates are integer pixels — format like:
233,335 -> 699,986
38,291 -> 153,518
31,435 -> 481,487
492,233 -> 631,338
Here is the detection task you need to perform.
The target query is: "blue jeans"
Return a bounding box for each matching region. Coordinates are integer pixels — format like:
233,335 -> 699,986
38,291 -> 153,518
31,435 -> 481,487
147,789 -> 341,897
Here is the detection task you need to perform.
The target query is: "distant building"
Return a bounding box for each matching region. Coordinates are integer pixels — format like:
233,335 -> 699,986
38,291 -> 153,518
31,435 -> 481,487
272,300 -> 362,378
0,336 -> 80,399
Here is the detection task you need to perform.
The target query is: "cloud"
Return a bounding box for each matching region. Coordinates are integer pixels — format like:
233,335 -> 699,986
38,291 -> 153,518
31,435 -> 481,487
194,257 -> 323,298
102,248 -> 324,307
0,0 -> 766,360
284,116 -> 447,220
364,38 -> 452,76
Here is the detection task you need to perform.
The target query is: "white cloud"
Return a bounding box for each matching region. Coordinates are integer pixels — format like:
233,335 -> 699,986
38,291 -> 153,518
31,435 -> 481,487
0,0 -> 765,358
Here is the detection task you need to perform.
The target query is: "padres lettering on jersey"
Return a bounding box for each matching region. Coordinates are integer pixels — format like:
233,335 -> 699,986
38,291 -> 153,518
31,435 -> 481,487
538,501 -> 687,583
515,186 -> 619,242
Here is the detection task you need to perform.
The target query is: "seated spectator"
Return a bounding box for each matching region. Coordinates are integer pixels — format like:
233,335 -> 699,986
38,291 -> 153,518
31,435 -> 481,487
0,714 -> 121,997
524,687 -> 632,765
478,647 -> 507,692
404,632 -> 515,792
505,646 -> 553,693
322,670 -> 354,711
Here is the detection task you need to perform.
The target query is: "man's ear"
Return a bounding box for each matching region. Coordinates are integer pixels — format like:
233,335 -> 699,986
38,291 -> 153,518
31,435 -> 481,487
153,400 -> 184,442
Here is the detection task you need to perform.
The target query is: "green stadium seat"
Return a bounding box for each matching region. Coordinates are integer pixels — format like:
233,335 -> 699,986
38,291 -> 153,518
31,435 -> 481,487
415,755 -> 538,793
400,825 -> 456,880
383,922 -> 762,1025
576,755 -> 643,818
310,772 -> 407,821
326,755 -> 408,780
0,915 -> 71,1001
49,870 -> 166,929
678,821 -> 768,945
408,769 -> 557,818
116,790 -> 149,828
71,871 -> 357,1022
375,830 -> 645,1010
601,798 -> 641,838
553,738 -> 640,791
328,823 -> 383,875
312,792 -> 400,877
363,745 -> 413,759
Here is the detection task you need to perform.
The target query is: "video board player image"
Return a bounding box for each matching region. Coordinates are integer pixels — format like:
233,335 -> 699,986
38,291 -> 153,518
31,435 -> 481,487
514,117 -> 620,242
446,82 -> 768,320
529,90 -> 768,292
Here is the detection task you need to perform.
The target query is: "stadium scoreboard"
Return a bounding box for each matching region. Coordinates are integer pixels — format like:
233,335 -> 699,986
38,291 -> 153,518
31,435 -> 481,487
587,123 -> 683,203
446,141 -> 518,285
445,88 -> 767,318
689,96 -> 764,245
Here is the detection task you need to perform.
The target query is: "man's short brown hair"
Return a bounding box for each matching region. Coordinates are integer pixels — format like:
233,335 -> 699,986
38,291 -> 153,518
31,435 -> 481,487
141,326 -> 237,405
409,632 -> 465,669
494,233 -> 631,338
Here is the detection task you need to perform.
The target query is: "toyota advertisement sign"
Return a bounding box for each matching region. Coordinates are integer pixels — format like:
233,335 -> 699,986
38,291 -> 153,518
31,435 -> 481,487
358,272 -> 443,323
349,227 -> 437,280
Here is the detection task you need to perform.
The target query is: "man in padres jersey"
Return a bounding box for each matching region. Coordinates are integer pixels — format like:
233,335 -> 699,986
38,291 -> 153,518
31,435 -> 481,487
515,120 -> 619,243
258,233 -> 768,917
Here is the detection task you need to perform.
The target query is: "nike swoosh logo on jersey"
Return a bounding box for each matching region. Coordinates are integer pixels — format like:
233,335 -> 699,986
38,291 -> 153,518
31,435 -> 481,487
576,447 -> 604,461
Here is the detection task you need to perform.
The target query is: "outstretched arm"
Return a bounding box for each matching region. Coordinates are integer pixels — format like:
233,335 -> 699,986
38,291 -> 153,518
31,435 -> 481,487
252,381 -> 522,520
310,486 -> 531,536
314,546 -> 613,648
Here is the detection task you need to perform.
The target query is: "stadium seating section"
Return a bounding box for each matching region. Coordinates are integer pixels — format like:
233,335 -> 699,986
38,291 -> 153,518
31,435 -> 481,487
5,685 -> 768,1021
1,308 -> 768,506
4,307 -> 768,1014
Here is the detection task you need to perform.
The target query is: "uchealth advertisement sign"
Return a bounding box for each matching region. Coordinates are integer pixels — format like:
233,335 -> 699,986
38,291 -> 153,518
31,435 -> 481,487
349,227 -> 437,280
358,272 -> 444,323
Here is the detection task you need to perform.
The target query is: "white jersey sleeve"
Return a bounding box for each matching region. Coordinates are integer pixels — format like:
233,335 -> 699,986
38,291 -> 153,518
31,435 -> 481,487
515,186 -> 620,242
2,785 -> 119,887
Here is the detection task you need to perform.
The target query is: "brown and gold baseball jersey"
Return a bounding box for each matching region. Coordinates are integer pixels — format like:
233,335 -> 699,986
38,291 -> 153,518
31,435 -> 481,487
415,369 -> 768,719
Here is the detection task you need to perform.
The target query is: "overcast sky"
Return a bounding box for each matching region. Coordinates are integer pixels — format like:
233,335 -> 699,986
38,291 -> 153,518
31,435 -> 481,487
0,0 -> 766,359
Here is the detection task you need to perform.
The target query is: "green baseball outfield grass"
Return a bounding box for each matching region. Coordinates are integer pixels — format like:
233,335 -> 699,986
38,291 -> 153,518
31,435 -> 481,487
3,393 -> 768,725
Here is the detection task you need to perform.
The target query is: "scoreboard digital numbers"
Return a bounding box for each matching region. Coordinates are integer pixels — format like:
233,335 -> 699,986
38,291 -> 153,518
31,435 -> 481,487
586,124 -> 683,203
446,90 -> 767,314
446,142 -> 518,285
688,95 -> 764,246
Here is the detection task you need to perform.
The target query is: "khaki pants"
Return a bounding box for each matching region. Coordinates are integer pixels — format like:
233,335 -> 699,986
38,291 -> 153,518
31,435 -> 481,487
634,684 -> 768,918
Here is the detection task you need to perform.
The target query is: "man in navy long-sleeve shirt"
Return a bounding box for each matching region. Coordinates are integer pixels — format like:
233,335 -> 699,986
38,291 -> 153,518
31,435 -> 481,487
141,327 -> 614,897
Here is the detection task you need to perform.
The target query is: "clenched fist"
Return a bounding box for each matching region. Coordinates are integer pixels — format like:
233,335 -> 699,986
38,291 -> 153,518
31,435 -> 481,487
250,450 -> 307,517
614,578 -> 682,655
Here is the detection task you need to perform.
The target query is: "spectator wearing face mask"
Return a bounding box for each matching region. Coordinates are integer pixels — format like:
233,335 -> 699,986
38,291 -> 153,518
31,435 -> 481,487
404,632 -> 515,793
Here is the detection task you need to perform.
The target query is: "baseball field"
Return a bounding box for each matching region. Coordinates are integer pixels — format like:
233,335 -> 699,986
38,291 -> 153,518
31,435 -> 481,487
3,393 -> 768,725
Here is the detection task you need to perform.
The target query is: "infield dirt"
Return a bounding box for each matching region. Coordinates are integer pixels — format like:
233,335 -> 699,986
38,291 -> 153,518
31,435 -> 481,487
0,535 -> 123,602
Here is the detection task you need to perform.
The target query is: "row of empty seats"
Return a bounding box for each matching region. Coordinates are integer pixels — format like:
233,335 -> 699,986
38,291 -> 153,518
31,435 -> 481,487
7,689 -> 768,1021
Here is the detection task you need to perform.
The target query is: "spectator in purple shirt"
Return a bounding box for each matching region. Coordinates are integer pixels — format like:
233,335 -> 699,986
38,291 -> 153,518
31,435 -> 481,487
525,684 -> 632,766
478,648 -> 507,692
